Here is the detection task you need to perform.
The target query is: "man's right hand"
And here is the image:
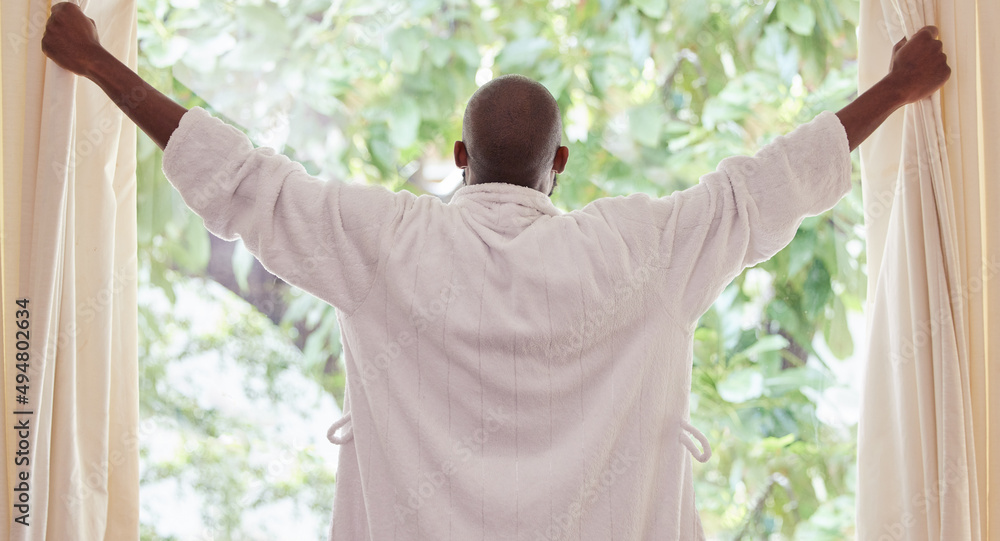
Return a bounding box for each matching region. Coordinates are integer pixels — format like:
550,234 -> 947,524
41,3 -> 106,78
885,25 -> 952,105
41,3 -> 188,150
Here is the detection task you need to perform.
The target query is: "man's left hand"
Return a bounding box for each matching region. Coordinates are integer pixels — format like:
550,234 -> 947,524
885,26 -> 951,105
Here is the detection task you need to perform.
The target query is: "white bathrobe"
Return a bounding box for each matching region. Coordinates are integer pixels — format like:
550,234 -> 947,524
161,106 -> 851,540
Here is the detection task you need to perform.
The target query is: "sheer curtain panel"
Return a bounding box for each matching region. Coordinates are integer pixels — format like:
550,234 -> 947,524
857,0 -> 998,539
1,1 -> 140,539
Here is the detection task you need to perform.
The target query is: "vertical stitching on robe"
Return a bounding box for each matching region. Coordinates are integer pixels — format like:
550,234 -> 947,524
532,231 -> 555,537
445,216 -> 458,540
575,233 -> 590,540
477,248 -> 488,541
410,227 -> 428,537
514,289 -> 520,539
339,192 -> 411,320
592,226 -> 624,539
642,294 -> 653,535
387,248 -> 398,540
588,217 -> 617,540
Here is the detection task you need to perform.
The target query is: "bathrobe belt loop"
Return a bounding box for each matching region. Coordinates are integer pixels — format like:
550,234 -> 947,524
678,419 -> 712,463
327,413 -> 354,445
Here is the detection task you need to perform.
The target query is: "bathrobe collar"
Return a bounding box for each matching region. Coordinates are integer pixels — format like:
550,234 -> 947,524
449,181 -> 563,217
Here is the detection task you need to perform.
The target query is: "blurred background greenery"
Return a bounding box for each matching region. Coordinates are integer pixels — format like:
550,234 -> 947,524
134,0 -> 864,538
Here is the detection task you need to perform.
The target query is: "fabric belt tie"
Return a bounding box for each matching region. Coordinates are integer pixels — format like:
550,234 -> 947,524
327,413 -> 711,464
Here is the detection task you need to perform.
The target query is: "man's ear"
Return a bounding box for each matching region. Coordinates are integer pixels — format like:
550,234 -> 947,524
454,141 -> 469,168
552,146 -> 569,173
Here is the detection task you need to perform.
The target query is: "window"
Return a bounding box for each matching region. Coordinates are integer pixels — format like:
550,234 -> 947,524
136,0 -> 862,538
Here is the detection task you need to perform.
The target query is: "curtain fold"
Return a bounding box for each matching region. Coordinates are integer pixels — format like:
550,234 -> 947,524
857,0 -> 997,538
1,1 -> 139,539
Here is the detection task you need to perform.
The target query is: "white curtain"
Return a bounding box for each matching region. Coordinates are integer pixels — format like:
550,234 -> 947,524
857,0 -> 998,538
1,1 -> 139,539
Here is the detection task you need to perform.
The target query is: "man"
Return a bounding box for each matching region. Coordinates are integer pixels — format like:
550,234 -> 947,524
42,4 -> 949,540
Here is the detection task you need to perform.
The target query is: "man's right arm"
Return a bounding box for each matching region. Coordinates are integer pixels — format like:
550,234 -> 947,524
42,2 -> 186,150
42,3 -> 411,315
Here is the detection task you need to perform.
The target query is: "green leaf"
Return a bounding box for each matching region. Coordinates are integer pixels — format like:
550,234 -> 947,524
717,368 -> 765,403
701,94 -> 752,131
387,97 -> 421,149
633,0 -> 668,19
733,334 -> 790,362
136,136 -> 159,246
628,102 -> 664,147
166,216 -> 211,273
777,2 -> 817,36
149,261 -> 176,305
680,0 -> 711,30
787,231 -> 816,277
142,35 -> 190,69
186,218 -> 210,271
232,240 -> 255,294
824,297 -> 853,359
450,40 -> 480,68
281,293 -> 316,326
803,261 -> 832,320
693,326 -> 720,364
303,307 -> 339,366
408,0 -> 441,18
237,5 -> 293,46
153,162 -> 174,239
764,366 -> 827,393
495,37 -> 551,70
540,68 -> 573,101
388,27 -> 424,73
757,433 -> 796,452
426,38 -> 452,68
754,24 -> 800,83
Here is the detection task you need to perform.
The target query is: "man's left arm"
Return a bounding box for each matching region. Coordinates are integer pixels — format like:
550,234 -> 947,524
834,25 -> 950,151
603,25 -> 950,323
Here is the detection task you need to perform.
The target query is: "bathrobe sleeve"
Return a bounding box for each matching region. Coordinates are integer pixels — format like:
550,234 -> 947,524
161,106 -> 411,315
594,110 -> 852,324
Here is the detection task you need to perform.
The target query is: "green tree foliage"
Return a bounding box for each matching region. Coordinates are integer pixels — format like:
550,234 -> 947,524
136,0 -> 864,537
137,278 -> 338,540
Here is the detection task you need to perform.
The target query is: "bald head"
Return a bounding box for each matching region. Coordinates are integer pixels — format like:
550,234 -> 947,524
458,75 -> 566,193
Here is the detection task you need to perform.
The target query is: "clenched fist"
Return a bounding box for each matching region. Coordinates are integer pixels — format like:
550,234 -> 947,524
41,3 -> 105,77
887,26 -> 952,104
